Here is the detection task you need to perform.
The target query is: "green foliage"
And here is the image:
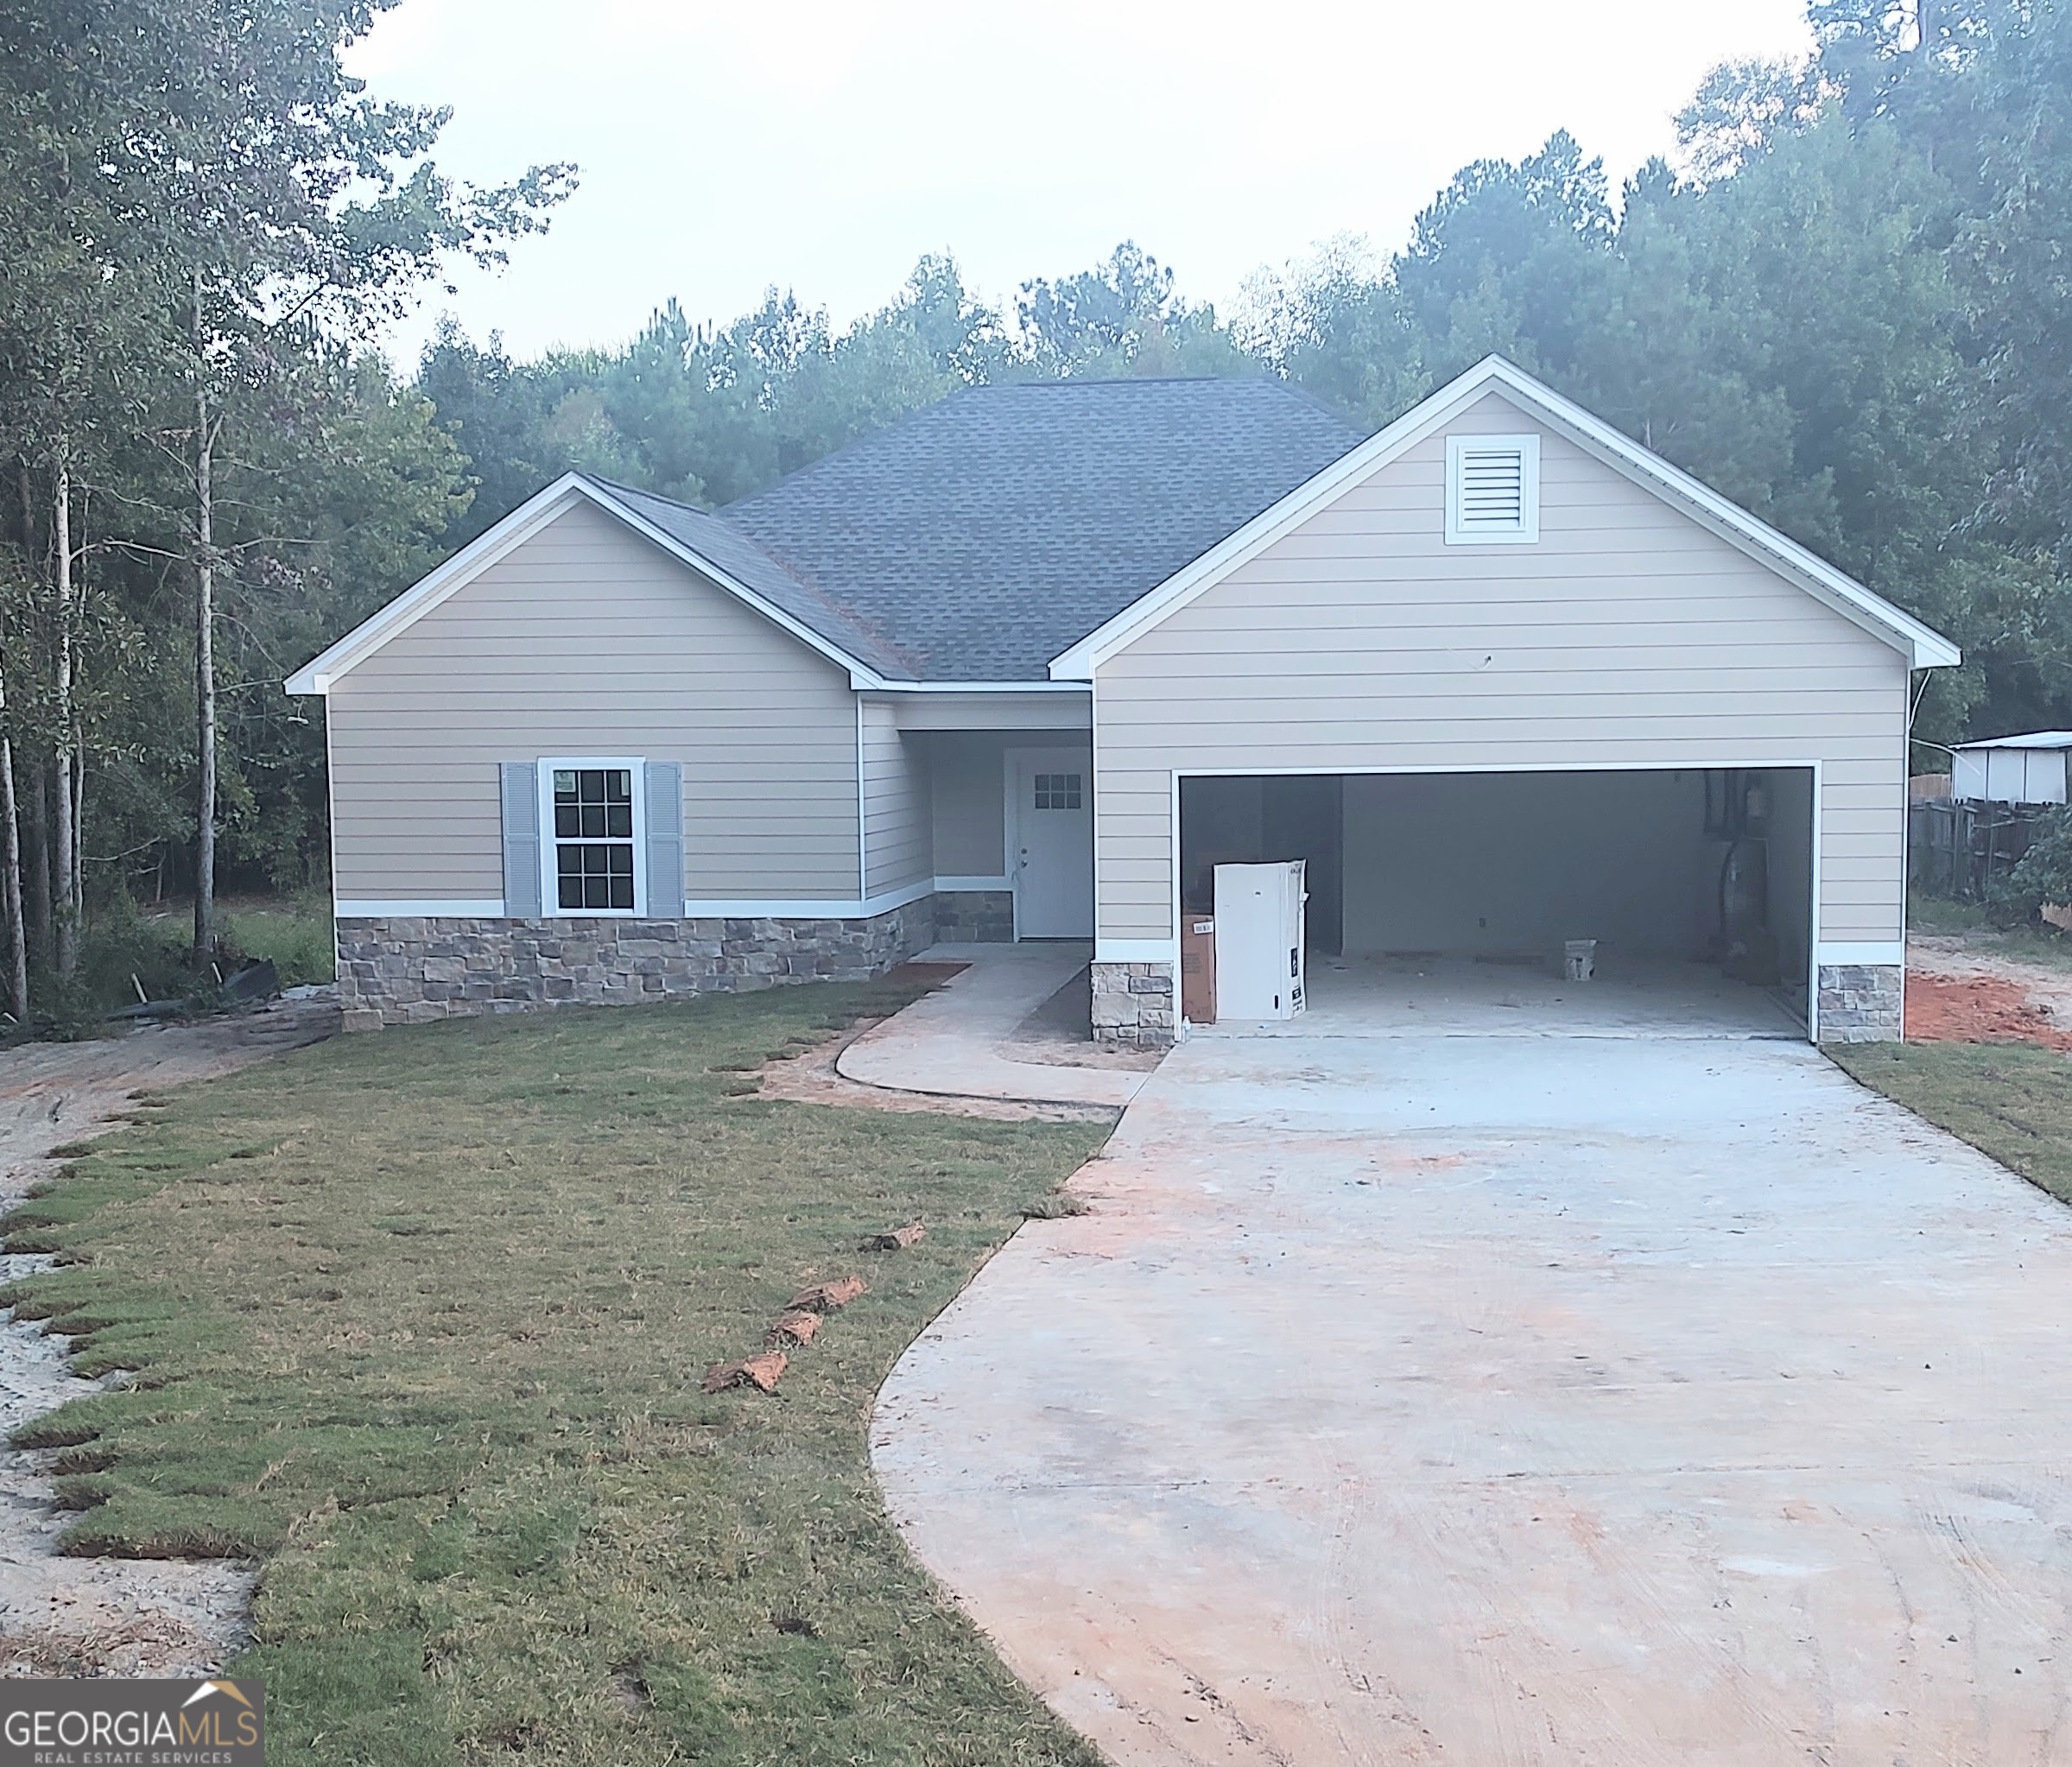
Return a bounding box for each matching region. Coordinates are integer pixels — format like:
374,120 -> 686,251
1997,808 -> 2072,922
3,982 -> 1109,1764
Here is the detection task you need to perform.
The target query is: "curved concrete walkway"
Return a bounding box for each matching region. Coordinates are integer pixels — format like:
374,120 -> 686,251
876,1026 -> 2072,1765
840,943 -> 1150,1111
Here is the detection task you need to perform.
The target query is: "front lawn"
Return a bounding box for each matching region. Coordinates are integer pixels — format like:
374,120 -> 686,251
4,981 -> 1108,1765
1835,1039 -> 2072,1206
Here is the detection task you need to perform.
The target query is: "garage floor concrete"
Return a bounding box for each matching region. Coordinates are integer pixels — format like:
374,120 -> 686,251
874,1024 -> 2072,1764
1277,952 -> 1806,1040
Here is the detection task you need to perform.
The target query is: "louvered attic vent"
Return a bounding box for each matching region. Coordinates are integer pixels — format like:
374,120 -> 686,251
1444,434 -> 1540,544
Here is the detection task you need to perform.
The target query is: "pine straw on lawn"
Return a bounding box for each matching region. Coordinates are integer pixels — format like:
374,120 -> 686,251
2,977 -> 1110,1766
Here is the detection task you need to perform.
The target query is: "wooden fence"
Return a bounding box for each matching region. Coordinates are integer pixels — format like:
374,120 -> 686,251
1909,796 -> 2043,901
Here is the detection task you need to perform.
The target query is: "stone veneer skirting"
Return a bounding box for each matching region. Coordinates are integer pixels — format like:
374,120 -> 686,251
930,889 -> 1016,945
1815,961 -> 1903,1042
337,898 -> 935,1031
1091,960 -> 1175,1050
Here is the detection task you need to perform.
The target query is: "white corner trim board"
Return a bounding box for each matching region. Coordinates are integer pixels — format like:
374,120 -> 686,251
1048,355 -> 1962,679
1815,941 -> 1906,966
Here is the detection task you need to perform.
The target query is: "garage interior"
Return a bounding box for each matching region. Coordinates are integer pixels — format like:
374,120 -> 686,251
1179,768 -> 1814,1035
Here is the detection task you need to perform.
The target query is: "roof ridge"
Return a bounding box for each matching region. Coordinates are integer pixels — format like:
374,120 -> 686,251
723,372 -> 1358,515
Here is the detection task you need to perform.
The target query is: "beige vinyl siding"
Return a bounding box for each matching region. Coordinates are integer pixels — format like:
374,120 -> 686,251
1095,390 -> 1910,948
860,700 -> 931,897
328,499 -> 859,904
922,734 -> 1007,878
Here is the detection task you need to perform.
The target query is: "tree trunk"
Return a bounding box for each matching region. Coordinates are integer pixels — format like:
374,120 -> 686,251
22,757 -> 49,967
50,453 -> 76,981
11,459 -> 48,972
193,363 -> 218,961
0,655 -> 28,1025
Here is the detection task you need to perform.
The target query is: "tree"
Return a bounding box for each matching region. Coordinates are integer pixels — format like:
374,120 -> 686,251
143,0 -> 570,960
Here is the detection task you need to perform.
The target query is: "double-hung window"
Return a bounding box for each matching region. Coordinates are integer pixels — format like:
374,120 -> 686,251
538,759 -> 646,915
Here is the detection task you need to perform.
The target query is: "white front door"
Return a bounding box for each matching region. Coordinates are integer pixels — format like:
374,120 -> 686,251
1011,749 -> 1094,938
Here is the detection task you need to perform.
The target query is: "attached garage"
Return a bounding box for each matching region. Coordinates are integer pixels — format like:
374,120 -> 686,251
1178,765 -> 1815,1033
1059,359 -> 1961,1048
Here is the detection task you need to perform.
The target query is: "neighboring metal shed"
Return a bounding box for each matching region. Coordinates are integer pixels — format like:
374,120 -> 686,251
1952,732 -> 2072,806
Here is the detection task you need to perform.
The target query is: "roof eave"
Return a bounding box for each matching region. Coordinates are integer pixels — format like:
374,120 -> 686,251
1049,355 -> 1963,679
284,474 -> 888,696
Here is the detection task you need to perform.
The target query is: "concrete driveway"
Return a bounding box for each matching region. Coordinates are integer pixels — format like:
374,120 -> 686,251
873,1026 -> 2072,1764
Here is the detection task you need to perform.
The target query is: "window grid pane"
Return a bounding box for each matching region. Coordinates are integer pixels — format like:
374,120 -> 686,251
1034,772 -> 1082,811
552,767 -> 637,911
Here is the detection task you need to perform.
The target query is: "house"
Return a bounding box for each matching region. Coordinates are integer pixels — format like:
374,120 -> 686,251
288,356 -> 1959,1044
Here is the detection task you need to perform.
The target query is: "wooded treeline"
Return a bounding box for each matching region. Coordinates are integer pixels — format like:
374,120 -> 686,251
0,0 -> 568,1019
423,0 -> 2072,751
1,0 -> 2066,1021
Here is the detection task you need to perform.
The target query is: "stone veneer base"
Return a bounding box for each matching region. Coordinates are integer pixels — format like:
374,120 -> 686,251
337,898 -> 935,1031
1091,959 -> 1175,1051
1815,961 -> 1904,1043
930,890 -> 1016,945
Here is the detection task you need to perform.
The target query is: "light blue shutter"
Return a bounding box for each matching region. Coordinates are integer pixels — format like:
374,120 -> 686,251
644,761 -> 684,917
500,762 -> 542,918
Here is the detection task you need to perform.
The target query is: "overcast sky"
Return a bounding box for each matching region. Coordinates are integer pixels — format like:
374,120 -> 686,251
349,0 -> 1815,370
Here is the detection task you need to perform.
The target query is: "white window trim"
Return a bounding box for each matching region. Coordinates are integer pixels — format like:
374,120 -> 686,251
537,757 -> 648,918
1444,433 -> 1541,546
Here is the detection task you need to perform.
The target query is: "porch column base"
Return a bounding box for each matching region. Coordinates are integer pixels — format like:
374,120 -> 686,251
1092,960 -> 1176,1051
1816,962 -> 1903,1043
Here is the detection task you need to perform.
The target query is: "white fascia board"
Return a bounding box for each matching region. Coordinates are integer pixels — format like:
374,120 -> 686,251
1048,355 -> 1961,679
286,478 -> 588,694
1478,360 -> 1963,672
866,680 -> 1090,694
284,473 -> 886,696
580,482 -> 887,687
1047,378 -> 1473,679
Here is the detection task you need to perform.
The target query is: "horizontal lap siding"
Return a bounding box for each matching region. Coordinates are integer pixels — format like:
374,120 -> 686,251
1094,392 -> 1909,947
861,701 -> 931,896
923,733 -> 1010,877
329,499 -> 859,902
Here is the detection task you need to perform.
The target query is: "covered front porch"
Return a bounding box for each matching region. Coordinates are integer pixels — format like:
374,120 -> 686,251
873,687 -> 1093,947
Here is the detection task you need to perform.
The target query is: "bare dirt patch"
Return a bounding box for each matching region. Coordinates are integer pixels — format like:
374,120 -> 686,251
1006,966 -> 1163,1073
0,995 -> 338,1677
1904,972 -> 2072,1049
1908,934 -> 2072,1050
750,1018 -> 1118,1124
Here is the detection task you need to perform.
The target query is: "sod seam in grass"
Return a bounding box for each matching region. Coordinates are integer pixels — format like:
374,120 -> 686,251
5,979 -> 1111,1766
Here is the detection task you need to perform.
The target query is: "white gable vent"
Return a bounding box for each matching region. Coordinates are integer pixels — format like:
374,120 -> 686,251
1445,434 -> 1540,544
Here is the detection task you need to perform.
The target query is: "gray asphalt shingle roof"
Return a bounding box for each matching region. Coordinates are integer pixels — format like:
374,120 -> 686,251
595,482 -> 917,681
598,377 -> 1365,682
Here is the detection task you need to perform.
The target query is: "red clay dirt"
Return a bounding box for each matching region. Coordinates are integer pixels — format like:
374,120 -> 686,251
1904,971 -> 2072,1050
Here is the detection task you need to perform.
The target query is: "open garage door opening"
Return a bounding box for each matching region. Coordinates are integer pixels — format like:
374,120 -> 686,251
1178,768 -> 1815,1039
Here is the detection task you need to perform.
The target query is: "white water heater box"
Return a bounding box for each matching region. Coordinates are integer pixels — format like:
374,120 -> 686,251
1212,860 -> 1307,1021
